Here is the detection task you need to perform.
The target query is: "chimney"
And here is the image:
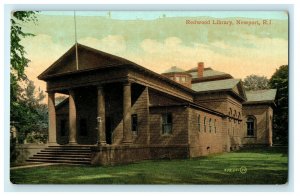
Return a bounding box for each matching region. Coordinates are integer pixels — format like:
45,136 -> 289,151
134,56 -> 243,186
198,62 -> 204,78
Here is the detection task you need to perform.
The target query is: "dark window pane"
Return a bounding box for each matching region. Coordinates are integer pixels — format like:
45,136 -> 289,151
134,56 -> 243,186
162,113 -> 172,134
131,114 -> 138,134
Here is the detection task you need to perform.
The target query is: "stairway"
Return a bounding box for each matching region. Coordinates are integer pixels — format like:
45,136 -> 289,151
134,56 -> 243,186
27,145 -> 93,165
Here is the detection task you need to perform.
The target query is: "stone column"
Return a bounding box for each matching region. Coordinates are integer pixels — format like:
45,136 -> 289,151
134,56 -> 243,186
123,81 -> 132,144
48,92 -> 57,145
97,85 -> 106,145
69,89 -> 77,144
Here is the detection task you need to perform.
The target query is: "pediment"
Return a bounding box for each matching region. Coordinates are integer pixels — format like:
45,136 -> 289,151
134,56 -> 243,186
38,43 -> 133,80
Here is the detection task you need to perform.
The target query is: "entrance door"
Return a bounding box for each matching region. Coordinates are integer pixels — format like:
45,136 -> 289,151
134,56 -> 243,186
105,117 -> 112,144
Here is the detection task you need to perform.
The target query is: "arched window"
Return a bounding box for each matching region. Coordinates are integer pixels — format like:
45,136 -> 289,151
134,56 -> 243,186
229,108 -> 232,121
246,117 -> 255,136
204,117 -> 206,132
233,110 -> 237,124
209,118 -> 212,133
197,114 -> 201,132
214,119 -> 217,133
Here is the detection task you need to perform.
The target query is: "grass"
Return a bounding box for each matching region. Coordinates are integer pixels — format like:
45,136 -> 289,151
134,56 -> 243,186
10,147 -> 288,184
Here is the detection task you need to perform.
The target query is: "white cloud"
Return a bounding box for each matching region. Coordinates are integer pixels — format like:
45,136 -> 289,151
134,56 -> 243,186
79,35 -> 126,54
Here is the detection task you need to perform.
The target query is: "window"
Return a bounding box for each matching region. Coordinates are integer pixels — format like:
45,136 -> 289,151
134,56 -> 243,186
229,108 -> 232,121
214,119 -> 217,133
204,117 -> 206,132
246,117 -> 255,136
131,114 -> 138,135
197,114 -> 201,132
209,118 -> 212,133
170,76 -> 174,80
79,118 -> 88,136
181,76 -> 186,82
175,76 -> 180,82
162,113 -> 172,135
60,119 -> 67,136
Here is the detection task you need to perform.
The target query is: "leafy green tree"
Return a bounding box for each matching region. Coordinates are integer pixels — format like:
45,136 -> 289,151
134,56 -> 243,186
11,11 -> 38,122
243,74 -> 270,91
269,65 -> 288,145
10,11 -> 48,145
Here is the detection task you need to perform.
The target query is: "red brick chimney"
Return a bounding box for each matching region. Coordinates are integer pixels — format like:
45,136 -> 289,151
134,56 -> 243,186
198,62 -> 204,78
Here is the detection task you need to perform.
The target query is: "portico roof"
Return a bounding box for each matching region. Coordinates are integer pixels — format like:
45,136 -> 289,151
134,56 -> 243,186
38,43 -> 137,80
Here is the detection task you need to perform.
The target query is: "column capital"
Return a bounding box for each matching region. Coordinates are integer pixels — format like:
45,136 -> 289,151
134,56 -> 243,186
123,80 -> 131,86
47,91 -> 56,95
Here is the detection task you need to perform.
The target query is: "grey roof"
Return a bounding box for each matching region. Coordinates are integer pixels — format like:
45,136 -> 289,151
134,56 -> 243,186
245,89 -> 277,102
189,68 -> 228,78
192,79 -> 240,92
163,66 -> 186,74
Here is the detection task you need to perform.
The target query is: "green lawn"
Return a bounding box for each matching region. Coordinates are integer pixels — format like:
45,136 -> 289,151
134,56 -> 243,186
10,147 -> 288,184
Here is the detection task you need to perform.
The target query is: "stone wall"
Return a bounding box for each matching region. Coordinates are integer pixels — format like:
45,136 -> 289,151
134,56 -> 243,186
12,144 -> 47,163
242,104 -> 273,146
188,107 -> 225,157
149,106 -> 189,146
91,144 -> 189,165
194,93 -> 243,150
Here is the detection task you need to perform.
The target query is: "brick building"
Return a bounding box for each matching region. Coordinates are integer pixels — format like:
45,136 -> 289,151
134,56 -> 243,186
28,44 -> 276,165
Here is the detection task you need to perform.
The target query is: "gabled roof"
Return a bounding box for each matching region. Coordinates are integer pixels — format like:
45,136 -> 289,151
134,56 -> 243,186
192,78 -> 247,101
245,89 -> 277,103
192,78 -> 240,92
38,43 -> 195,95
38,43 -> 136,80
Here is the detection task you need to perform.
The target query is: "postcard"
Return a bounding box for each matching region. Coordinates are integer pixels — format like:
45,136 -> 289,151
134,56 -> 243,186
10,11 -> 288,185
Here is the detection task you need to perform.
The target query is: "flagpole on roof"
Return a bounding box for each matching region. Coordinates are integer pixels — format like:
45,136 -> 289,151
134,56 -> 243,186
74,11 -> 79,70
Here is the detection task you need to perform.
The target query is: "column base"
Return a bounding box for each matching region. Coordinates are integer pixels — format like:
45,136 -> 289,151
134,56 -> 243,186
122,140 -> 133,145
48,142 -> 59,146
97,141 -> 107,146
68,141 -> 78,145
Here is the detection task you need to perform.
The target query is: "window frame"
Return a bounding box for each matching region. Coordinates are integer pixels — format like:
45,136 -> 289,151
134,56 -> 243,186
162,113 -> 173,135
209,118 -> 212,133
131,114 -> 138,135
204,116 -> 207,132
246,116 -> 256,137
214,119 -> 217,133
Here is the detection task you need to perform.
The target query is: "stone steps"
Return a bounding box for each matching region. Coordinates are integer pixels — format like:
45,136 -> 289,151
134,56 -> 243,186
26,145 -> 93,165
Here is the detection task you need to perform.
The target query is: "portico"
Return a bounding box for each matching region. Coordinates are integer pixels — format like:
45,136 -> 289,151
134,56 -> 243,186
47,80 -> 134,146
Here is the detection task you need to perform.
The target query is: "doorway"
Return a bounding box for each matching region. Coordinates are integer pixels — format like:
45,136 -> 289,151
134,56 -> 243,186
105,116 -> 113,144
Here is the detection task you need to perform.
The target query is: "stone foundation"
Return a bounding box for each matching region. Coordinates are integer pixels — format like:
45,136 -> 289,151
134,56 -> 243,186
12,144 -> 47,163
91,144 -> 189,165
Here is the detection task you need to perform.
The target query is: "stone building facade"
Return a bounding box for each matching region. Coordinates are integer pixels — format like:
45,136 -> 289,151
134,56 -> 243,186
32,43 -> 276,165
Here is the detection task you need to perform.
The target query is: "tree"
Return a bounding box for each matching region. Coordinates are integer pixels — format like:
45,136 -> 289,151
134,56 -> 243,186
11,11 -> 37,79
10,11 -> 48,146
12,80 -> 48,144
243,74 -> 270,91
269,65 -> 288,145
11,11 -> 38,123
